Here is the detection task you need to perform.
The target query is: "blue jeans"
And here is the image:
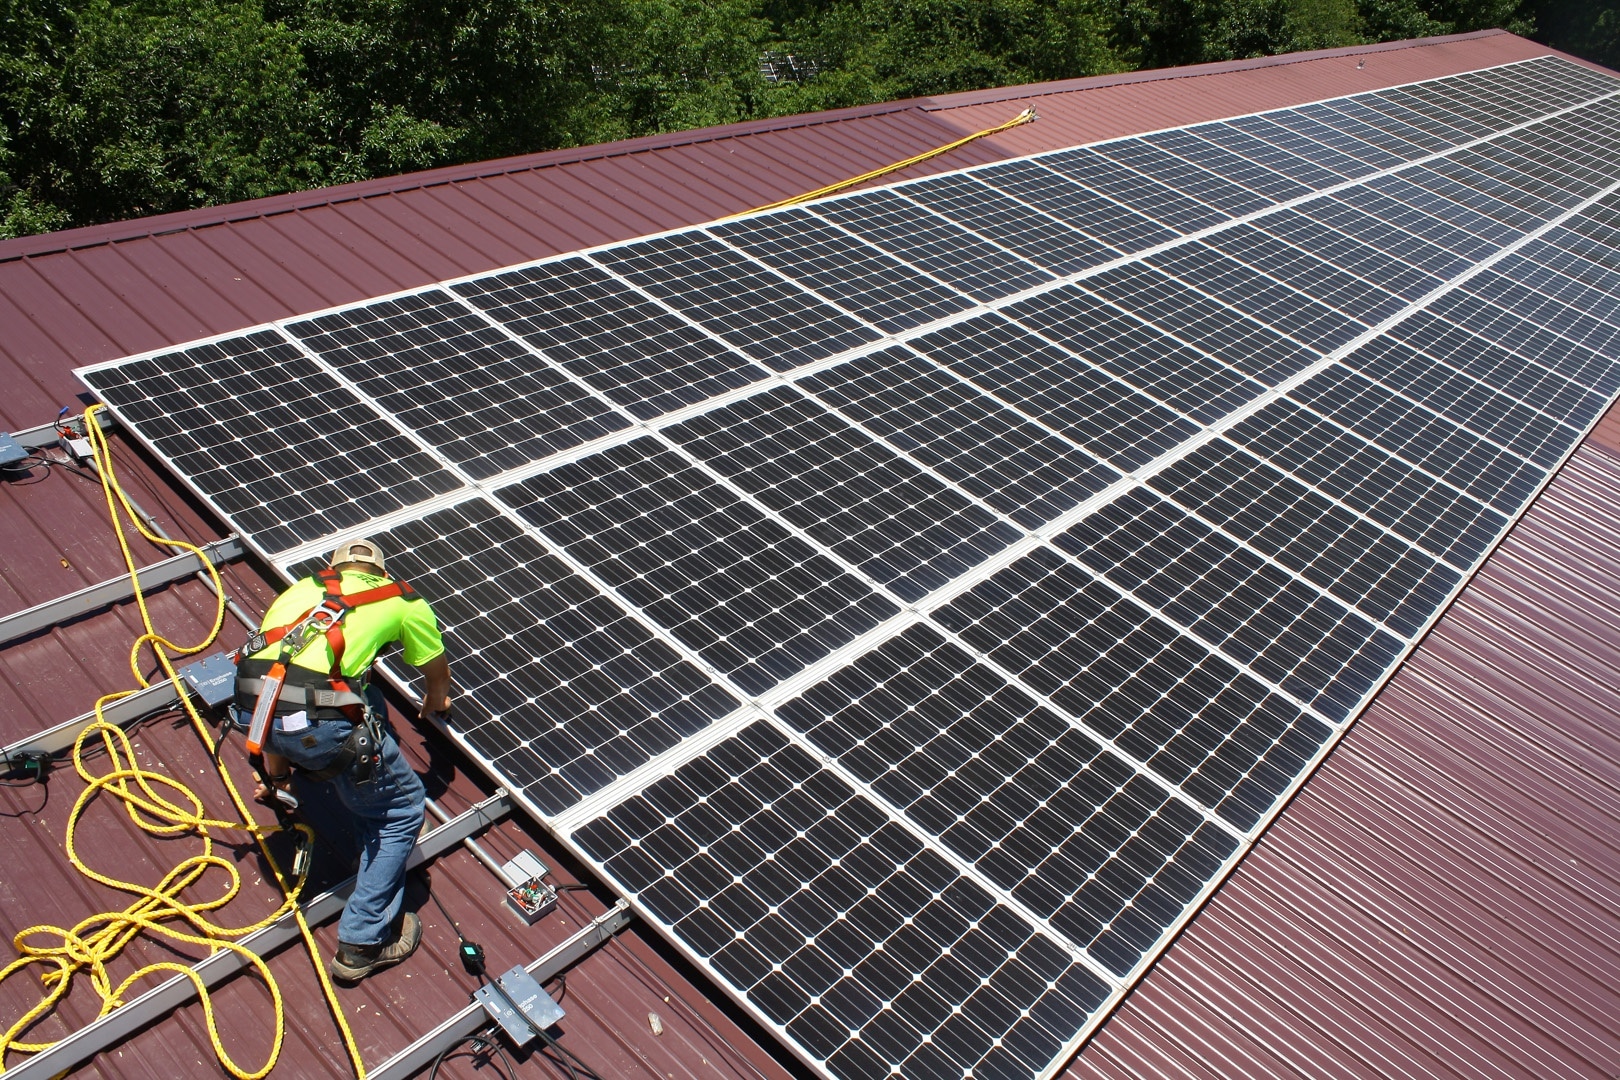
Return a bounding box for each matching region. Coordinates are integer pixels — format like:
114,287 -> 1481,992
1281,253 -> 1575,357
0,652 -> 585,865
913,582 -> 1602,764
237,689 -> 425,947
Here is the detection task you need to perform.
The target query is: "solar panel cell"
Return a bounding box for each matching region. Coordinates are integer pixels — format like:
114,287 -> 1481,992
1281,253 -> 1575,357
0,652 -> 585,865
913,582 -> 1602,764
799,346 -> 1121,528
572,720 -> 1111,1079
1055,487 -> 1405,720
931,546 -> 1330,830
911,314 -> 1201,470
1341,336 -> 1580,468
1227,399 -> 1507,569
712,208 -> 973,332
1291,365 -> 1547,514
497,437 -> 899,695
1004,283 -> 1266,421
902,172 -> 1120,275
1142,128 -> 1312,202
1251,209 -> 1445,299
80,331 -> 464,552
576,233 -> 883,374
1205,223 -> 1408,325
812,189 -> 1054,301
1390,310 -> 1612,428
1188,121 -> 1345,189
1226,114 -> 1371,178
1068,266 -> 1319,386
777,624 -> 1229,974
1094,139 -> 1276,215
668,386 -> 1022,602
1042,146 -> 1231,234
1263,109 -> 1406,170
1146,242 -> 1364,353
1149,440 -> 1460,637
976,159 -> 1178,252
303,498 -> 739,814
450,258 -> 768,420
289,288 -> 633,476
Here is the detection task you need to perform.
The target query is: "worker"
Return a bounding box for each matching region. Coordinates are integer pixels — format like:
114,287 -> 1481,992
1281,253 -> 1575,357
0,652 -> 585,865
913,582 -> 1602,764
232,538 -> 452,982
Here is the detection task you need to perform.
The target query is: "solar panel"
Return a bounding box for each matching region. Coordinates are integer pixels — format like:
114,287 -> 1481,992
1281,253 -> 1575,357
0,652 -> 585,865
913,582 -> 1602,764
809,188 -> 1056,301
589,234 -> 882,371
496,436 -> 899,695
288,287 -> 632,475
78,329 -> 464,553
710,207 -> 974,332
449,256 -> 768,419
77,54 -> 1620,1080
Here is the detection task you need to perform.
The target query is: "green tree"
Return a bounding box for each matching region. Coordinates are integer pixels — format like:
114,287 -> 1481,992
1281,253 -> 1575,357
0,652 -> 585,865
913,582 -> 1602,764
1530,0 -> 1619,68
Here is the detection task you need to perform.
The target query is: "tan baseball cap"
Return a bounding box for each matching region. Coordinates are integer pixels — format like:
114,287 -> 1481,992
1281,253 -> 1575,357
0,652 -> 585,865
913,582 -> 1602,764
330,538 -> 386,573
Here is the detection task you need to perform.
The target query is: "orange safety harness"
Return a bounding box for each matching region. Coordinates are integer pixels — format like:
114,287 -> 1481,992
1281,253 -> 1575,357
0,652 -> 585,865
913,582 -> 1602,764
237,568 -> 419,786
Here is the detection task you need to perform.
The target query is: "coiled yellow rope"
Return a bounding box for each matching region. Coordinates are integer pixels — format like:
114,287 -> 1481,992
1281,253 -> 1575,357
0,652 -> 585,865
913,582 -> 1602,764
727,106 -> 1037,218
0,404 -> 366,1078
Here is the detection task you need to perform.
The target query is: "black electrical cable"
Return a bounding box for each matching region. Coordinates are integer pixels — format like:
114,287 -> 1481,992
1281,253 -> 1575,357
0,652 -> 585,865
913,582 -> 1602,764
427,1027 -> 516,1080
537,1027 -> 607,1080
419,869 -> 488,978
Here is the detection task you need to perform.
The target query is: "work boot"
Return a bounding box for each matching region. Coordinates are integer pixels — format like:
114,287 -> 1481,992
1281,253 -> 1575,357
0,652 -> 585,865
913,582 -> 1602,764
330,912 -> 421,982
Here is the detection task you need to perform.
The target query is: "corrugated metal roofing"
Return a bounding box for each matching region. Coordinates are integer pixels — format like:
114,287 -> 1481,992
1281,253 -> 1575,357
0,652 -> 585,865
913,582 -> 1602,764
1066,436 -> 1620,1079
2,26 -> 1618,1079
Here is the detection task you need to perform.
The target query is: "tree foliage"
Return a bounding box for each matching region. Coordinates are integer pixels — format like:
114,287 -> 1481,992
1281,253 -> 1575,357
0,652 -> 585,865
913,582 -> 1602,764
0,0 -> 1606,238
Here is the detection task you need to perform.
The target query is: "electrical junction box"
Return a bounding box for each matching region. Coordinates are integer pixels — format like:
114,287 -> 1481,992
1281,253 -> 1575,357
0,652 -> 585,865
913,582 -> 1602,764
0,432 -> 27,469
180,652 -> 240,710
58,434 -> 93,462
500,850 -> 557,922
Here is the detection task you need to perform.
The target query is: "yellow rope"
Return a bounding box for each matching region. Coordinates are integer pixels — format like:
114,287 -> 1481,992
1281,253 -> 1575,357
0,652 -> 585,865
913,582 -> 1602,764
0,405 -> 366,1079
726,106 -> 1037,219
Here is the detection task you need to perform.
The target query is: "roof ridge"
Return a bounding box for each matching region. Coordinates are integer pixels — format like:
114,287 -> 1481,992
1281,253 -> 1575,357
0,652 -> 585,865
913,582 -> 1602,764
0,29 -> 1520,264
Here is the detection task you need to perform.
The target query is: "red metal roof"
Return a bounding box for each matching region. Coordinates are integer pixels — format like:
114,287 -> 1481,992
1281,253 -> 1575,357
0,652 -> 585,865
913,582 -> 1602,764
2,27 -> 1617,1080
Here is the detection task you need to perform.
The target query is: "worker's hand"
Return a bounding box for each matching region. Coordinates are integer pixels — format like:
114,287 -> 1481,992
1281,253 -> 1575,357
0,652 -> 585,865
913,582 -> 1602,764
420,694 -> 452,724
254,772 -> 295,807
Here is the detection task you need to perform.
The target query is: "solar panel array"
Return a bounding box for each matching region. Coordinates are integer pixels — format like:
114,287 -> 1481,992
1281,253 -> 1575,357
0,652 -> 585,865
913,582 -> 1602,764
80,54 -> 1620,1080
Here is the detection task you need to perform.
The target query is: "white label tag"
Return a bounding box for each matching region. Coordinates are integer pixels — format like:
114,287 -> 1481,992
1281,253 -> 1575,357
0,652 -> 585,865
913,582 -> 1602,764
277,710 -> 310,733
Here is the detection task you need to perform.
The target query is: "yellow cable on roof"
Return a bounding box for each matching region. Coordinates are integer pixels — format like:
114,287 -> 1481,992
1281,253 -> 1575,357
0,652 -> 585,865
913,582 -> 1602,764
727,106 -> 1036,219
0,405 -> 366,1079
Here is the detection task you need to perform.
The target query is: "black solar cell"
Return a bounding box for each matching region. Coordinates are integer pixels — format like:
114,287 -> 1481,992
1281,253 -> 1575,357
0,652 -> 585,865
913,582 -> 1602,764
931,545 -> 1332,831
800,346 -> 1121,528
667,386 -> 1023,603
81,330 -> 463,552
1340,336 -> 1581,468
1291,365 -> 1547,514
451,258 -> 767,419
591,234 -> 883,372
911,314 -> 1201,470
712,207 -> 973,332
498,437 -> 899,696
1148,439 -> 1461,637
290,288 -> 632,476
902,171 -> 1120,275
1041,146 -> 1231,234
1003,283 -> 1267,421
812,189 -> 1055,301
975,158 -> 1179,252
1070,265 -> 1320,386
1055,487 -> 1405,721
572,720 -> 1113,1078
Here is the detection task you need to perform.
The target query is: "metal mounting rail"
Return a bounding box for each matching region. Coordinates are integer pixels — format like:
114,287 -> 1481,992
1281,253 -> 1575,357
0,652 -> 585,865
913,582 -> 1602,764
368,899 -> 636,1080
3,790 -> 515,1080
1,680 -> 188,764
10,410 -> 115,451
0,535 -> 245,647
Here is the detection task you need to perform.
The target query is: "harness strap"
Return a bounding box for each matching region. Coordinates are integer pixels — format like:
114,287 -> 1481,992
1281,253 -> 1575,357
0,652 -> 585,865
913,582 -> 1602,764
235,677 -> 366,711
